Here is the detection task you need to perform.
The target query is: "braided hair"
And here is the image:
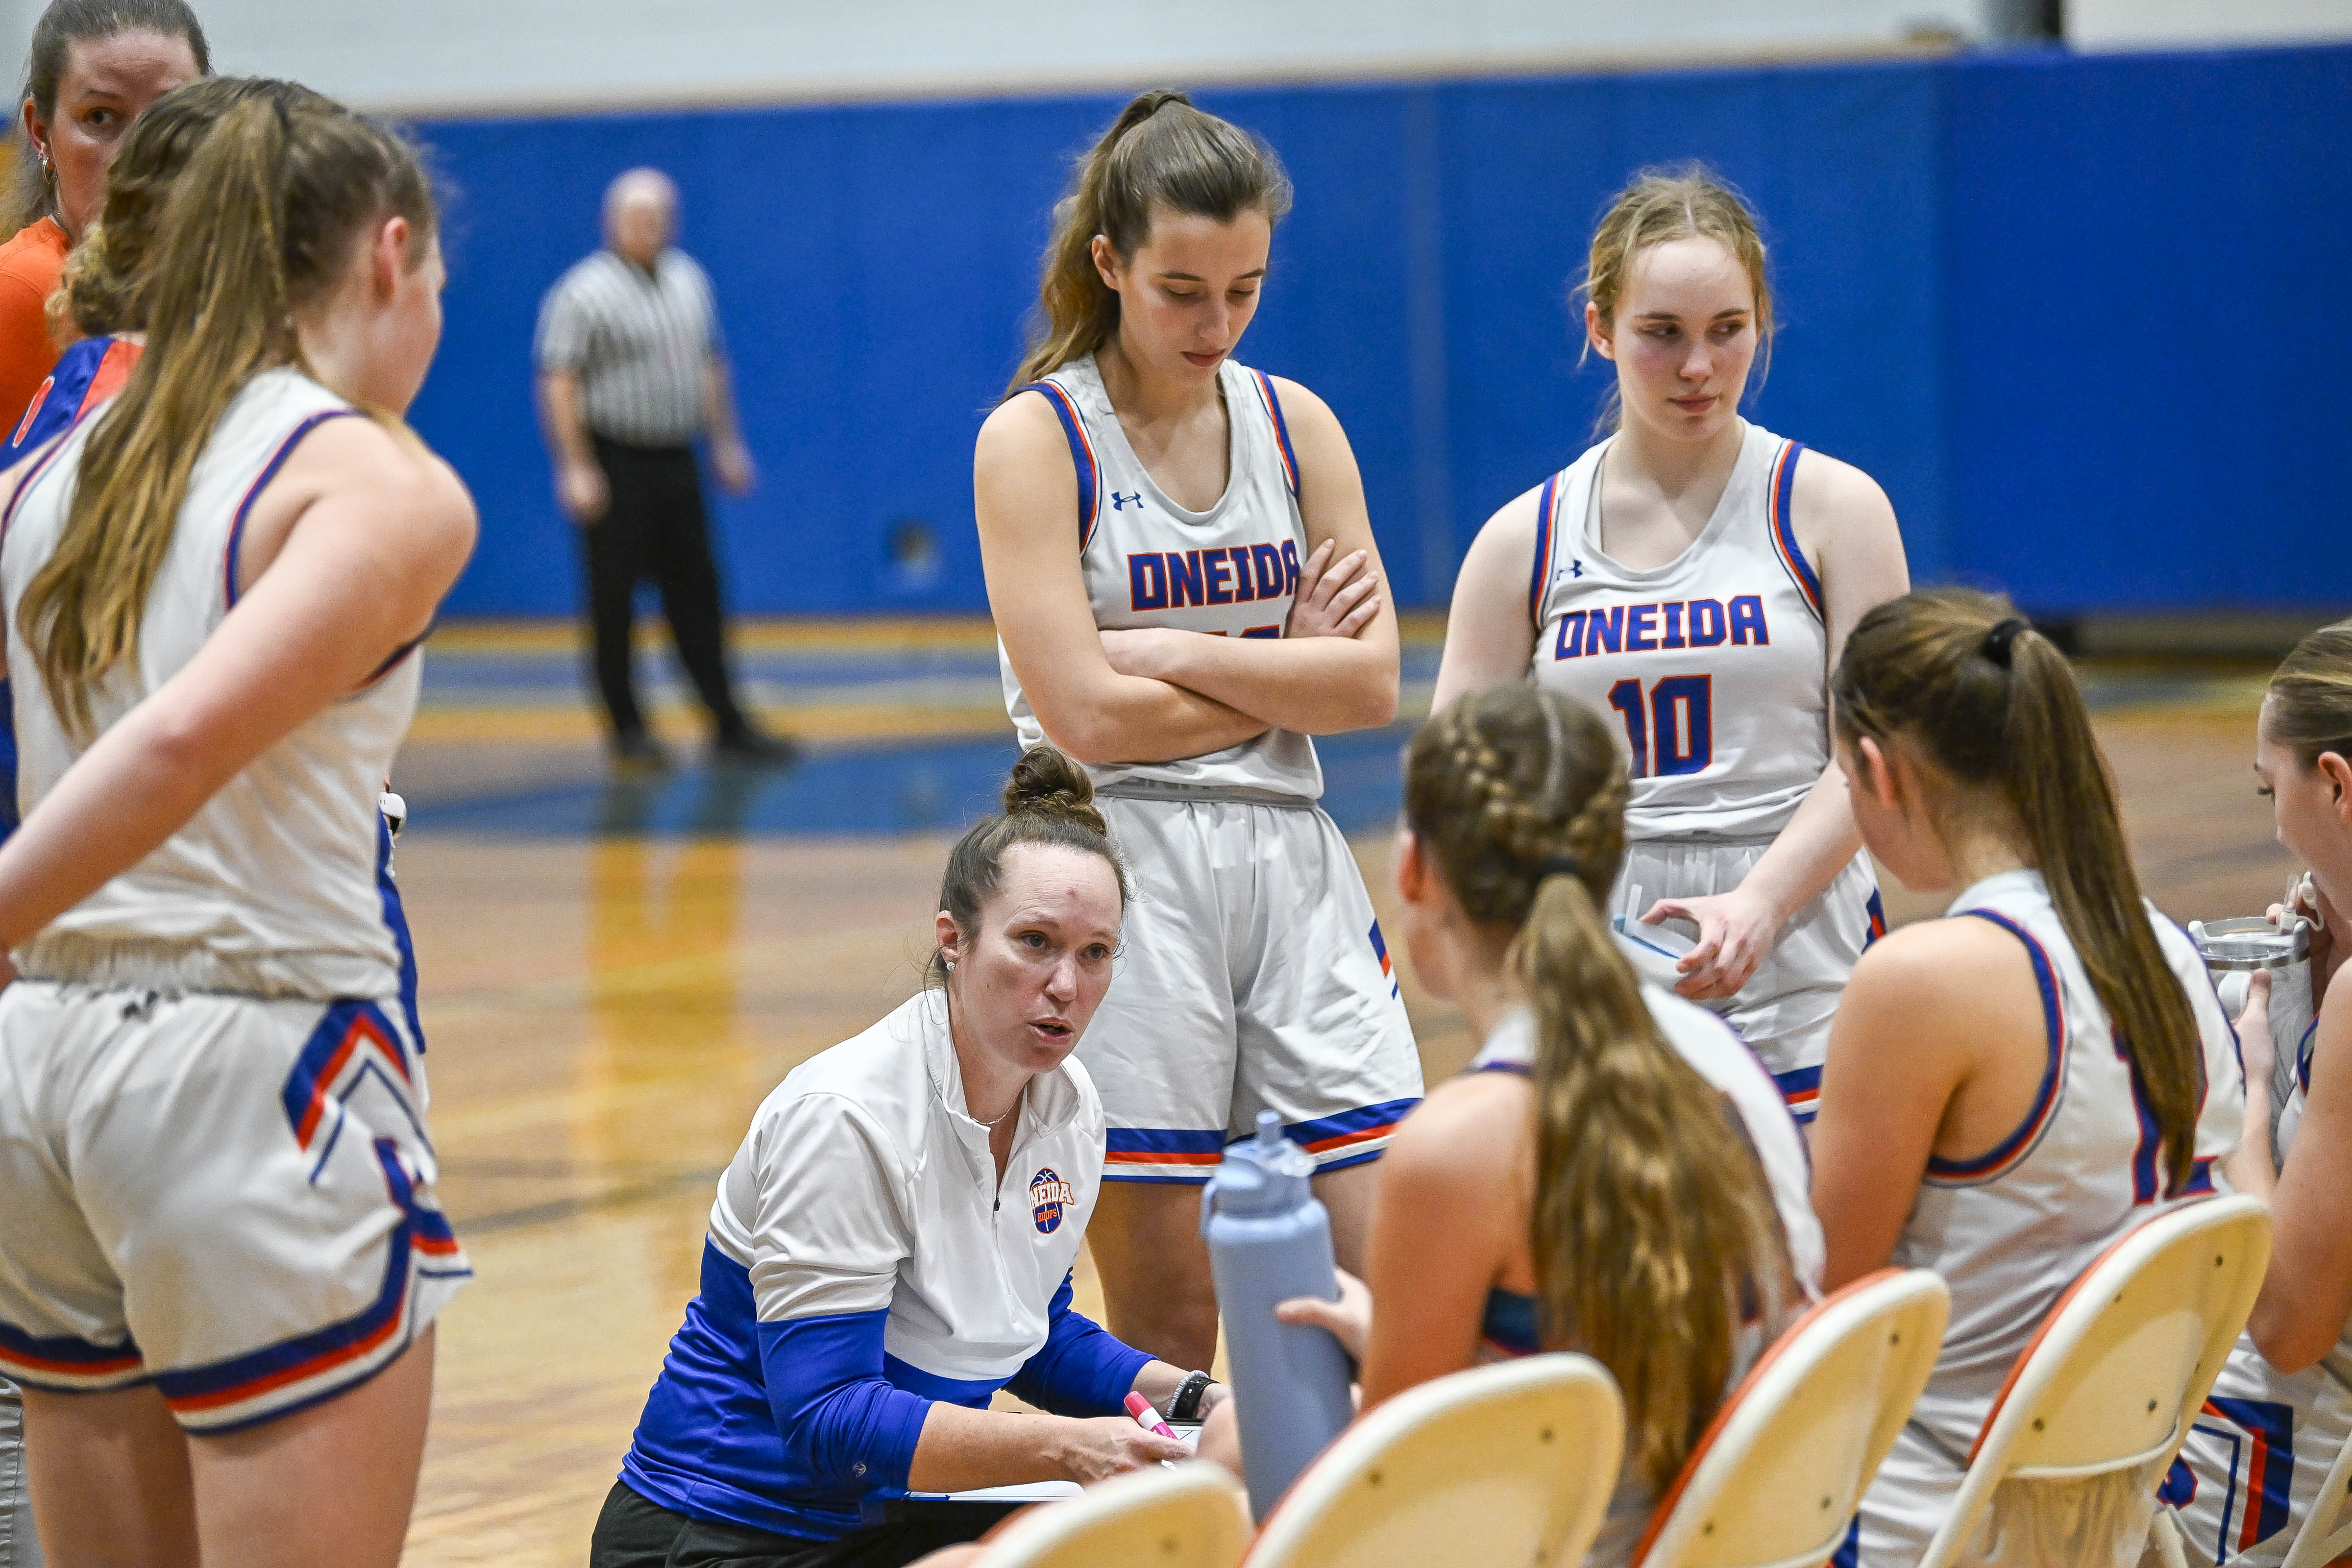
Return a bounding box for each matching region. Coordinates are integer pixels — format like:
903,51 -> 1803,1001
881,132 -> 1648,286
1404,685 -> 1795,1493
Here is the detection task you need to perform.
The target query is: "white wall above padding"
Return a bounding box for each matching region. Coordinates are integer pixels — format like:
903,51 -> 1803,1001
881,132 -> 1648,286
2068,0 -> 2352,49
0,0 -> 2017,114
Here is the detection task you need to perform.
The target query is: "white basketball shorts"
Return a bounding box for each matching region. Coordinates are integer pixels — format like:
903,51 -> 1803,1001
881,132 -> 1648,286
0,980 -> 468,1432
1083,789 -> 1423,1184
1615,839 -> 1883,1123
2159,1331 -> 2352,1567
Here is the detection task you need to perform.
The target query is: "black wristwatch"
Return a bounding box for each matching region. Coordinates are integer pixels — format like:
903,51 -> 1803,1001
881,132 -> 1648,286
1168,1369 -> 1214,1423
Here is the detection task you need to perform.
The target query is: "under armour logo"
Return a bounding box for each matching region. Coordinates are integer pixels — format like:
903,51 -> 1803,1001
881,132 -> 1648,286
1570,560 -> 1586,579
1109,491 -> 1144,511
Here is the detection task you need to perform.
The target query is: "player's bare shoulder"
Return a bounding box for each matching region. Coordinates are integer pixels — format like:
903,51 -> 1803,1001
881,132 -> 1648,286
1789,444 -> 1897,555
975,386 -> 1071,477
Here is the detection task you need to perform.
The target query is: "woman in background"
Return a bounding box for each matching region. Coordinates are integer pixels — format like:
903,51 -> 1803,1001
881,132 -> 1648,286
1810,589 -> 2242,1566
2165,620 -> 2352,1567
0,0 -> 206,425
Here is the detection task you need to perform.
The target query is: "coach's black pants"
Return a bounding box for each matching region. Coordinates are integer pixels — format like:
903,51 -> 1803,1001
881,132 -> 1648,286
589,1481 -> 981,1568
581,436 -> 749,741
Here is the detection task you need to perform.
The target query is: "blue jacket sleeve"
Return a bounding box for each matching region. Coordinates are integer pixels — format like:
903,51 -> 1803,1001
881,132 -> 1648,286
1004,1274 -> 1153,1419
757,1309 -> 934,1494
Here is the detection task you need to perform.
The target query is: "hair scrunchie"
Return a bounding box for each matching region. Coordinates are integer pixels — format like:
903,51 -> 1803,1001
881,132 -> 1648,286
1532,855 -> 1583,882
1982,617 -> 2029,668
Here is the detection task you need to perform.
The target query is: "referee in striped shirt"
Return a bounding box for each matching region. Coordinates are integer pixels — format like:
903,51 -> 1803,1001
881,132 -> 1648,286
536,168 -> 791,767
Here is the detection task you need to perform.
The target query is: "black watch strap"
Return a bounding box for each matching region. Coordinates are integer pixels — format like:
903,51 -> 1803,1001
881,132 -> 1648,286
1168,1369 -> 1213,1423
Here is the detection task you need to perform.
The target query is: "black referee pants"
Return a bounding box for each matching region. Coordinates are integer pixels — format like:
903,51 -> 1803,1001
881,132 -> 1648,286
589,1480 -> 983,1568
581,435 -> 748,741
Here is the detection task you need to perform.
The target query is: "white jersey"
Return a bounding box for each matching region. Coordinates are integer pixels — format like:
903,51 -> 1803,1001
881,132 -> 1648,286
2164,1008 -> 2350,1568
1471,988 -> 1825,1297
1531,423 -> 1827,841
1001,353 -> 1320,800
709,991 -> 1110,1384
1884,869 -> 2244,1472
0,368 -> 420,1010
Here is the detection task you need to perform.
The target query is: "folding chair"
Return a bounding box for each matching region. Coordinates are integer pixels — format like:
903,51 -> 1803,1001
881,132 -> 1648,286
2267,1423 -> 2352,1568
1919,1195 -> 2272,1568
963,1462 -> 1251,1568
1633,1268 -> 1950,1568
1243,1352 -> 1625,1568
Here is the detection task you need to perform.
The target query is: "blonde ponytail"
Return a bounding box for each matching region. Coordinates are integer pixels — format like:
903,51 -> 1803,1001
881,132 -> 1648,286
19,90 -> 433,738
1009,90 -> 1291,392
1406,686 -> 1794,1493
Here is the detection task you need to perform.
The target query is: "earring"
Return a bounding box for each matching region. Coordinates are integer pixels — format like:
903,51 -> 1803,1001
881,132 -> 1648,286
945,958 -> 956,971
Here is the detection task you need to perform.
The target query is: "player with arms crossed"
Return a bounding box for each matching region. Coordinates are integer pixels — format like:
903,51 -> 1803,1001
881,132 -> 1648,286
0,91 -> 474,1567
1433,167 -> 1908,1123
975,90 -> 1420,1370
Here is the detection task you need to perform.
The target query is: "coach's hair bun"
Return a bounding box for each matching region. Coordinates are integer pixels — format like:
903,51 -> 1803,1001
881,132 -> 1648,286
1003,745 -> 1106,836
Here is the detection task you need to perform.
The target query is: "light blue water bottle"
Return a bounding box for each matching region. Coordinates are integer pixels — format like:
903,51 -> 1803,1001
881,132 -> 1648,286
1200,1110 -> 1356,1516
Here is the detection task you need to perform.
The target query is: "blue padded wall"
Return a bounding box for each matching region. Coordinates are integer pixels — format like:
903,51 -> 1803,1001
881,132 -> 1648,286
409,43 -> 2351,617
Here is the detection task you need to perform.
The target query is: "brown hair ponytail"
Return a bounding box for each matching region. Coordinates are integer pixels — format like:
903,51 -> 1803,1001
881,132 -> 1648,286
1833,588 -> 2204,1195
1008,89 -> 1291,392
20,89 -> 434,738
1405,686 -> 1795,1493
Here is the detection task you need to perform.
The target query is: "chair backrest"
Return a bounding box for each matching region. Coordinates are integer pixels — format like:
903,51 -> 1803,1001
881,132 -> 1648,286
1632,1269 -> 1951,1568
971,1462 -> 1252,1568
1243,1352 -> 1624,1568
2276,1422 -> 2352,1568
1919,1194 -> 2273,1568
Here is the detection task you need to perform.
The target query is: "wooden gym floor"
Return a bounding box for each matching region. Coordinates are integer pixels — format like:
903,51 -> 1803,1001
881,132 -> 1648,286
388,618 -> 2291,1566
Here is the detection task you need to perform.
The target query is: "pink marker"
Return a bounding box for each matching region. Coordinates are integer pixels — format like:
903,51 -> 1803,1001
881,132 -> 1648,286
1125,1391 -> 1178,1440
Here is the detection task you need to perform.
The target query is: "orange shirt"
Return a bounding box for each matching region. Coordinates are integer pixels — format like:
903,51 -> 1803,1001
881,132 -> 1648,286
0,217 -> 70,438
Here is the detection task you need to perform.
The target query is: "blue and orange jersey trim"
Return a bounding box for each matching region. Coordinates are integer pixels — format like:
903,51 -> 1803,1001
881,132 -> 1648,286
1528,471 -> 1563,630
152,1136 -> 465,1432
1369,919 -> 1399,999
1864,888 -> 1888,947
1248,369 -> 1300,501
0,1320 -> 146,1387
1287,1099 -> 1419,1170
1927,909 -> 2066,1182
223,409 -> 361,608
1,334 -> 139,468
281,999 -> 414,1162
1772,1063 -> 1823,1124
1102,1126 -> 1226,1182
1022,380 -> 1102,549
1766,440 -> 1823,622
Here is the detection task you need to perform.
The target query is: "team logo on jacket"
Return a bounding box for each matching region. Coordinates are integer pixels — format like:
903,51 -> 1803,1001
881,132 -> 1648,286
1029,1167 -> 1076,1234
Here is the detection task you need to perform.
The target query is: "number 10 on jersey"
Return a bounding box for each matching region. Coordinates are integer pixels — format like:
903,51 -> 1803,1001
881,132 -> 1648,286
1606,676 -> 1714,779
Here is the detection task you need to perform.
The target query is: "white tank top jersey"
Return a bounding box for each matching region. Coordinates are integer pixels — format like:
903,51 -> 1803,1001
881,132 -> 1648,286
1893,869 -> 2244,1456
1471,990 -> 1826,1296
1000,353 -> 1321,800
0,367 -> 422,1011
1530,423 -> 1828,842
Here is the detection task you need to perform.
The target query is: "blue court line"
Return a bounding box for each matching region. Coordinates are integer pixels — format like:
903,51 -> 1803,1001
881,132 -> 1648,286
409,726 -> 1416,840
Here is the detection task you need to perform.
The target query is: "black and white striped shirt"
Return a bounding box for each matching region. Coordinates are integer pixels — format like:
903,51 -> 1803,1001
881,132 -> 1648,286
534,248 -> 724,446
